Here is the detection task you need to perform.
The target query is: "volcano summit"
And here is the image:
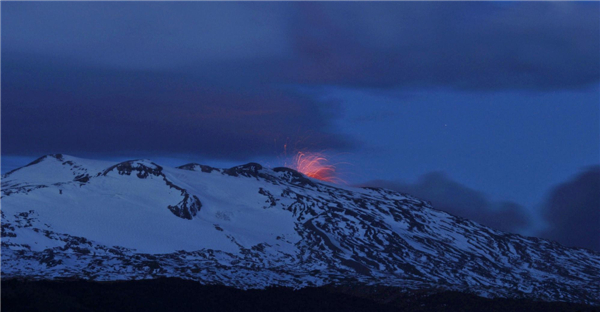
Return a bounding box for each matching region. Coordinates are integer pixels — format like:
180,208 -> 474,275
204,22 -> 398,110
1,154 -> 599,306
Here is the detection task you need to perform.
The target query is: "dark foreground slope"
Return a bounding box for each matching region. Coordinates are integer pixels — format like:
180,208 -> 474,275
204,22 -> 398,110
2,278 -> 598,312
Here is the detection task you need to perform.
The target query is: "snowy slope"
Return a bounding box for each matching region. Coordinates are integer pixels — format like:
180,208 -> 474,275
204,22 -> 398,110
2,155 -> 599,305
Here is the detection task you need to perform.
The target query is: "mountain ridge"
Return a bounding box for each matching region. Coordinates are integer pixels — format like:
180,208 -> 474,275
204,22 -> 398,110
2,154 -> 599,305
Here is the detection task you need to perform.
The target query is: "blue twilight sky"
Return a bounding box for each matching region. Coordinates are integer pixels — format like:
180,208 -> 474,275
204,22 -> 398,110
2,2 -> 599,249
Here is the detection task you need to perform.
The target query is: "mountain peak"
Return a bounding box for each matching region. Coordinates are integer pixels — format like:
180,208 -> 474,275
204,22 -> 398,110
177,163 -> 220,173
101,159 -> 163,179
2,155 -> 599,305
223,162 -> 264,178
273,166 -> 317,187
4,154 -> 66,176
2,154 -> 111,186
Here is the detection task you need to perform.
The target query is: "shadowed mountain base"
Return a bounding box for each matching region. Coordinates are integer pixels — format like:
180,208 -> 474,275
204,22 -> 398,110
2,278 -> 598,312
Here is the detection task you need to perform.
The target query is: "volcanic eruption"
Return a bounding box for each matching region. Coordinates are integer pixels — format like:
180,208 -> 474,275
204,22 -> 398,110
291,151 -> 340,183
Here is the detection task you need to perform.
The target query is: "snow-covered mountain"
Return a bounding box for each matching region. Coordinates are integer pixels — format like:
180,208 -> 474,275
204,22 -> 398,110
2,154 -> 599,305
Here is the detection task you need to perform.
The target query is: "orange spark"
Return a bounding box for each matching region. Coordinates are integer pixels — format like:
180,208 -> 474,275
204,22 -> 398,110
292,151 -> 340,183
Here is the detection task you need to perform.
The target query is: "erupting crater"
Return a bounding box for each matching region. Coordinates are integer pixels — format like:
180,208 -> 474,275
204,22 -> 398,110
291,152 -> 339,183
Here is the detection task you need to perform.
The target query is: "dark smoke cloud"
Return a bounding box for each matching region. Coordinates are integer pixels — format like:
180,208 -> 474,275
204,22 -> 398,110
3,2 -> 598,91
282,2 -> 599,90
538,166 -> 600,252
1,55 -> 355,160
2,2 -> 598,159
364,172 -> 532,234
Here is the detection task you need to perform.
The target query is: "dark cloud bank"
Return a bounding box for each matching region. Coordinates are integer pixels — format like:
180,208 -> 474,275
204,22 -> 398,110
1,55 -> 354,160
364,166 -> 600,252
538,166 -> 600,252
286,2 -> 599,90
2,2 -> 599,159
364,173 -> 532,235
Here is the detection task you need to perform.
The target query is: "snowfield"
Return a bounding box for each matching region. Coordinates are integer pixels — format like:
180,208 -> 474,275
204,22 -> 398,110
2,154 -> 599,305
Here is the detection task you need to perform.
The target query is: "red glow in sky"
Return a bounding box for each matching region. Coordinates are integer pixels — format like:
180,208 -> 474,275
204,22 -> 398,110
292,151 -> 341,183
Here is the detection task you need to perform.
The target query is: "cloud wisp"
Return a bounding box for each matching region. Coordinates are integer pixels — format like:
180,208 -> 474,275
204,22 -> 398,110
363,172 -> 532,234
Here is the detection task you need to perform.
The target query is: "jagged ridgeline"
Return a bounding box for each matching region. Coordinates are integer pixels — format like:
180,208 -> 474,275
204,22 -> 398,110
2,154 -> 599,305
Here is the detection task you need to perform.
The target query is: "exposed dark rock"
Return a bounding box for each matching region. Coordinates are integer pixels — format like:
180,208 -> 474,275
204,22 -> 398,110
258,188 -> 277,208
168,195 -> 202,220
177,163 -> 220,173
273,167 -> 317,188
74,174 -> 90,183
101,160 -> 163,179
223,163 -> 263,178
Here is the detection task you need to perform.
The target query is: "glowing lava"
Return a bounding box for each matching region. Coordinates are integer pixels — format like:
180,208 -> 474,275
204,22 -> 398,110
292,152 -> 339,183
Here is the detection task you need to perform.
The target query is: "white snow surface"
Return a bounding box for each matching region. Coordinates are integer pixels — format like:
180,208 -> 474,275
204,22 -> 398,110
1,154 -> 599,305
